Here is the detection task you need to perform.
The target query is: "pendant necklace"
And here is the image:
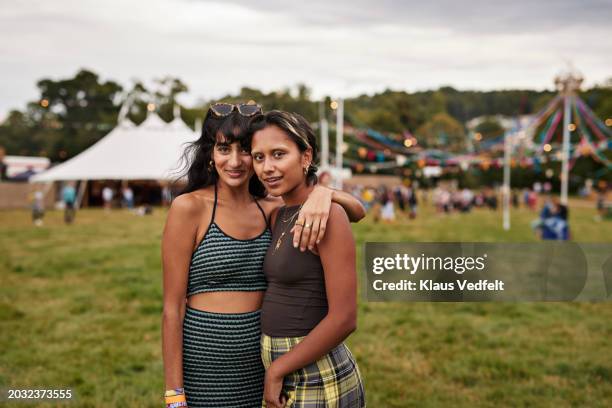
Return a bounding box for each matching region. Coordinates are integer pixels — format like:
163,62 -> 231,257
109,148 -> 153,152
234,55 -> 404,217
273,205 -> 303,254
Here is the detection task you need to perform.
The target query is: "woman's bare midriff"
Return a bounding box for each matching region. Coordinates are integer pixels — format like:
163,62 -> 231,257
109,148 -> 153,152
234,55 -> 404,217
187,291 -> 265,313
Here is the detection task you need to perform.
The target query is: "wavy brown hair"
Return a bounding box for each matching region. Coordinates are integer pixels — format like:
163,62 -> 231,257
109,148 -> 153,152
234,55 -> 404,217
178,107 -> 266,197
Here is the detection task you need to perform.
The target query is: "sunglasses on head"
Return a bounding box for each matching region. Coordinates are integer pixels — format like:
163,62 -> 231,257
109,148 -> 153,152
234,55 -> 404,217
209,102 -> 262,117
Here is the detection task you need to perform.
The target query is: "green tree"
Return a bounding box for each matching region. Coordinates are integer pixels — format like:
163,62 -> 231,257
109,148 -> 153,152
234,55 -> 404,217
36,69 -> 123,159
415,113 -> 466,152
474,117 -> 504,141
154,76 -> 189,122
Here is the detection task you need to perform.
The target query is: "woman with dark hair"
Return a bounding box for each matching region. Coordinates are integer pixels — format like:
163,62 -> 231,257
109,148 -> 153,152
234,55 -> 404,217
249,111 -> 365,408
162,103 -> 365,408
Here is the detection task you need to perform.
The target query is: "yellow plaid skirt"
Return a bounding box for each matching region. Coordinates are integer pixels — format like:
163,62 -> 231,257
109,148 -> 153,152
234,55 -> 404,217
261,334 -> 365,408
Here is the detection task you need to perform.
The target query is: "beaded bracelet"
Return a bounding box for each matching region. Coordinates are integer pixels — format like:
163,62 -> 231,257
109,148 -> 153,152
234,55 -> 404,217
166,401 -> 187,408
165,394 -> 187,408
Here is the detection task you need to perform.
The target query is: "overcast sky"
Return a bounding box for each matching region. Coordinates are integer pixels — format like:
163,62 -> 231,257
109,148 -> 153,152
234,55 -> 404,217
1,0 -> 611,118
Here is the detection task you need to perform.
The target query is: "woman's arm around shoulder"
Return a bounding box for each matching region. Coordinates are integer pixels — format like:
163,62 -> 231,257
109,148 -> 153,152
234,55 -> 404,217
328,188 -> 366,223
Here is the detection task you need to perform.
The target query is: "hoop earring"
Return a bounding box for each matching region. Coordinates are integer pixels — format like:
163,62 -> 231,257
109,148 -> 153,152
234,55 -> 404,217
208,160 -> 215,172
303,166 -> 308,176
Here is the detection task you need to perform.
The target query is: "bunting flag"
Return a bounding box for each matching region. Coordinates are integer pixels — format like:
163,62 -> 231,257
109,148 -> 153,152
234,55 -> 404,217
327,92 -> 610,174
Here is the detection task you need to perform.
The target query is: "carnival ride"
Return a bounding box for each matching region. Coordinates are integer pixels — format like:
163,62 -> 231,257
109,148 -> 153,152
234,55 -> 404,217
322,70 -> 611,229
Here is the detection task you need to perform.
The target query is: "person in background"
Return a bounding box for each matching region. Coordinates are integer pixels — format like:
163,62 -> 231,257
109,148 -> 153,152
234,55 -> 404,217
407,185 -> 418,219
161,183 -> 173,207
511,189 -> 519,208
31,189 -> 45,227
595,186 -> 610,221
541,197 -> 569,240
318,171 -> 332,187
460,187 -> 474,213
380,189 -> 396,222
361,186 -> 375,212
62,182 -> 76,224
394,185 -> 406,214
522,188 -> 530,208
122,185 -> 134,209
102,185 -> 114,211
533,196 -> 569,240
528,189 -> 538,211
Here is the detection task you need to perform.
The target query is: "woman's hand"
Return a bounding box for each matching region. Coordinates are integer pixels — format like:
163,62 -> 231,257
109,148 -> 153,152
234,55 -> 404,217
292,185 -> 332,252
264,364 -> 286,408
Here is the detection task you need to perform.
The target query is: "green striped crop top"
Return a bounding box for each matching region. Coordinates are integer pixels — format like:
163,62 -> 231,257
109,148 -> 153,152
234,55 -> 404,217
187,184 -> 271,296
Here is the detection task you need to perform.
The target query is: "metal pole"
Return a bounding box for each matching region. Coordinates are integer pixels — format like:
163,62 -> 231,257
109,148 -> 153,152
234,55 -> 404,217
335,98 -> 344,188
503,131 -> 511,230
321,119 -> 329,168
560,95 -> 571,205
319,101 -> 329,168
75,180 -> 87,210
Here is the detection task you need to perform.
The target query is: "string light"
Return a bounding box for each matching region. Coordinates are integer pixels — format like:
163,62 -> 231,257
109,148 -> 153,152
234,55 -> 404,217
404,139 -> 413,148
568,123 -> 576,131
147,103 -> 156,112
605,118 -> 612,127
474,132 -> 482,141
40,99 -> 49,108
330,101 -> 338,110
543,143 -> 552,152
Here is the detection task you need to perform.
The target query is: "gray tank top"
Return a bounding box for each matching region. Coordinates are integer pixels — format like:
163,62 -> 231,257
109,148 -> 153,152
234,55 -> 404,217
261,205 -> 328,337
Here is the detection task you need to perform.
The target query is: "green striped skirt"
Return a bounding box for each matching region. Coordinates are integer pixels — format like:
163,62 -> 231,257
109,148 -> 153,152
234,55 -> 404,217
261,334 -> 365,408
183,307 -> 264,407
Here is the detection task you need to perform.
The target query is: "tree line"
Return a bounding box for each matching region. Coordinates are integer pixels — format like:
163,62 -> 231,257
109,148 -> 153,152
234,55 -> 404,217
0,69 -> 610,162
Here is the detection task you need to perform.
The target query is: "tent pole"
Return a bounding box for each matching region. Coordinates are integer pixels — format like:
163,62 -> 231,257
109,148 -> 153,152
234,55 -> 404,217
502,131 -> 511,230
335,98 -> 344,189
320,101 -> 329,168
75,180 -> 87,210
560,95 -> 571,205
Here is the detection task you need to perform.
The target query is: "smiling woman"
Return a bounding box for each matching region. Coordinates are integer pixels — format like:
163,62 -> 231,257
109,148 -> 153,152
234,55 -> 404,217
248,111 -> 365,408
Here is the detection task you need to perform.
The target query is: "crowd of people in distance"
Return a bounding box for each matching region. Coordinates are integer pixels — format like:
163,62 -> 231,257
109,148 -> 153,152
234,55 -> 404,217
29,182 -> 165,226
346,183 -> 419,222
341,179 -> 612,242
29,175 -> 608,242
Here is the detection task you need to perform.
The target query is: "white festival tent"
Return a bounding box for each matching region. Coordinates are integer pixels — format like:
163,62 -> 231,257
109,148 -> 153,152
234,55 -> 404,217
31,113 -> 198,182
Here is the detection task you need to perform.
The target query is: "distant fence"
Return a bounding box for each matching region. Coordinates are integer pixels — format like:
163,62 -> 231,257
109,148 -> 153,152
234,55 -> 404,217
0,182 -> 55,209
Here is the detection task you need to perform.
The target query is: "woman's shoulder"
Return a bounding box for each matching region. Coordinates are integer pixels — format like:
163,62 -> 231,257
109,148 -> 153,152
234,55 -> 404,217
317,203 -> 353,253
257,195 -> 283,224
328,202 -> 350,223
169,188 -> 214,217
258,194 -> 283,210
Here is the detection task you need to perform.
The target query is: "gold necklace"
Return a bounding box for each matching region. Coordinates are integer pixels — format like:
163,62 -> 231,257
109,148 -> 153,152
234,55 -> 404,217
273,205 -> 302,254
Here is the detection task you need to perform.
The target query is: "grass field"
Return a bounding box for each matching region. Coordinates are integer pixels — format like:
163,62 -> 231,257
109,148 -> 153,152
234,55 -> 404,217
1,201 -> 611,407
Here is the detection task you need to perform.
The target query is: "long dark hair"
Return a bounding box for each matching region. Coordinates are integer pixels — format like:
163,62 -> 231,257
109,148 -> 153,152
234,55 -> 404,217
247,110 -> 319,186
178,108 -> 266,197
